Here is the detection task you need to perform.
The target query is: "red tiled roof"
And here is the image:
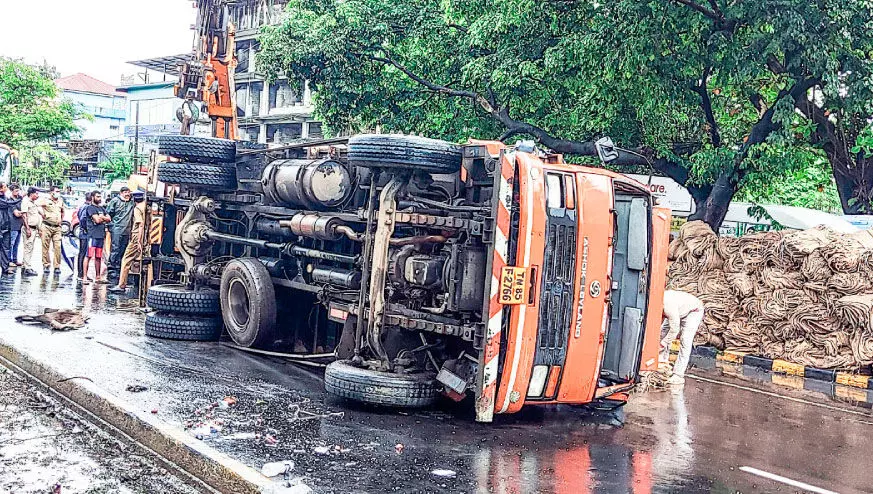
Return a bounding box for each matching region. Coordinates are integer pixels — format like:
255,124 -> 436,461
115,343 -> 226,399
55,73 -> 121,97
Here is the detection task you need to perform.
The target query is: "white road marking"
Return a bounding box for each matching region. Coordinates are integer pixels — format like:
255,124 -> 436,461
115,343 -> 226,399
739,466 -> 838,494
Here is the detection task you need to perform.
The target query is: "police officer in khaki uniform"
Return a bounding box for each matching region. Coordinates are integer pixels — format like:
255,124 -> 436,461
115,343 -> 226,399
16,187 -> 43,276
39,185 -> 64,274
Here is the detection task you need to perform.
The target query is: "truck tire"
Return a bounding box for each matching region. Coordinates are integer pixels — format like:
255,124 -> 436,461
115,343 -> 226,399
157,161 -> 237,190
146,284 -> 220,315
324,360 -> 441,408
348,134 -> 462,174
158,135 -> 236,164
220,258 -> 277,348
144,312 -> 223,341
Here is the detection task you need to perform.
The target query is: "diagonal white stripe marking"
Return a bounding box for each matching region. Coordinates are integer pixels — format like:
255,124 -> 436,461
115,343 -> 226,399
739,467 -> 838,494
494,228 -> 508,264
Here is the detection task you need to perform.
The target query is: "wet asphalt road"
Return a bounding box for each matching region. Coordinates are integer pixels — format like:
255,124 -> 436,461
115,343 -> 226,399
0,267 -> 871,493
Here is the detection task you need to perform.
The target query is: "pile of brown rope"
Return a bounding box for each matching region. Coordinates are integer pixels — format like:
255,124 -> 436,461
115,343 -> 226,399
668,221 -> 873,370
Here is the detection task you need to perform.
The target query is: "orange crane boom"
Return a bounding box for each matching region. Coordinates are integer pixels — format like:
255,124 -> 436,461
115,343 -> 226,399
175,0 -> 238,140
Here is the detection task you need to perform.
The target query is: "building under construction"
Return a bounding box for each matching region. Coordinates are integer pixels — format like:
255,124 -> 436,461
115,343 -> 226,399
128,0 -> 322,146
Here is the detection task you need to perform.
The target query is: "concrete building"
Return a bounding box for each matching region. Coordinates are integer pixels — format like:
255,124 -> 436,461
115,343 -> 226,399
117,74 -> 211,158
55,74 -> 127,143
54,74 -> 128,186
129,0 -> 322,146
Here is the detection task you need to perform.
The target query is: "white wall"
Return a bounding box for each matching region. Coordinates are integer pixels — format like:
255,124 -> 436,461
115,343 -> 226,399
61,90 -> 126,141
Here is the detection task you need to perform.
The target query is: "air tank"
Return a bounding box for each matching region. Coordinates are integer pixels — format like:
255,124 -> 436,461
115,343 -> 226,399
262,159 -> 353,209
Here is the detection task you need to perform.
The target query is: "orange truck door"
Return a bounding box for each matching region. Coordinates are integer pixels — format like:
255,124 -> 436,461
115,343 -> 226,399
640,206 -> 671,371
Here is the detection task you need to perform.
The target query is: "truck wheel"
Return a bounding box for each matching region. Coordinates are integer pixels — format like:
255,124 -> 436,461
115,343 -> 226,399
146,284 -> 220,315
220,258 -> 277,348
324,360 -> 441,408
144,312 -> 223,341
348,134 -> 462,174
158,135 -> 236,164
157,161 -> 237,190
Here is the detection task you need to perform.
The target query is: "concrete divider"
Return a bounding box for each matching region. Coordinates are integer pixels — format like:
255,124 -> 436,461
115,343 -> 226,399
669,341 -> 873,391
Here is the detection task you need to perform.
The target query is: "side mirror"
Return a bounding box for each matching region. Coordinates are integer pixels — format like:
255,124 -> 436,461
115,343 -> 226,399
595,137 -> 619,164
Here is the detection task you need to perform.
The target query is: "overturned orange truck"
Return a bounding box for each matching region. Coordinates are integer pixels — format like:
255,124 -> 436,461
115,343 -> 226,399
152,134 -> 670,422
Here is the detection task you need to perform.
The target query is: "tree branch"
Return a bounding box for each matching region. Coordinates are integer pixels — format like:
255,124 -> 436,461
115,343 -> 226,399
368,54 -> 487,104
692,65 -> 721,147
672,0 -> 736,31
706,0 -> 723,17
671,0 -> 719,20
364,49 -> 698,188
734,77 -> 819,170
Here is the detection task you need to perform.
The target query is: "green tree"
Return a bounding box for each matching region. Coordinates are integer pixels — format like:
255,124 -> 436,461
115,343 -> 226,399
12,143 -> 70,188
98,145 -> 135,182
738,147 -> 841,213
0,58 -> 78,148
259,0 -> 873,228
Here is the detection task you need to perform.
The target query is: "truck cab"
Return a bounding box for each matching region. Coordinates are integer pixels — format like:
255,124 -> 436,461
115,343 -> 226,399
153,134 -> 669,422
479,142 -> 669,421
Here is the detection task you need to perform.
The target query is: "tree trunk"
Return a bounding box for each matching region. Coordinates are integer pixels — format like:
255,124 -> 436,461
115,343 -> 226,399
687,172 -> 736,230
827,153 -> 873,214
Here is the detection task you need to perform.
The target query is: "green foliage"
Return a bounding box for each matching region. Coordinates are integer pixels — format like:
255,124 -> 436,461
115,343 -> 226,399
0,59 -> 79,148
12,143 -> 70,187
258,0 -> 873,218
98,146 -> 135,182
739,149 -> 841,213
851,126 -> 873,159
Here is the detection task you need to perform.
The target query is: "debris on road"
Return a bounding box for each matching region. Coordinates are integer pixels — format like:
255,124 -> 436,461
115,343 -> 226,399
0,364 -> 196,493
431,469 -> 457,478
15,308 -> 89,331
261,460 -> 295,477
223,432 -> 257,440
395,443 -> 404,454
669,221 -> 873,369
126,384 -> 149,393
636,370 -> 670,392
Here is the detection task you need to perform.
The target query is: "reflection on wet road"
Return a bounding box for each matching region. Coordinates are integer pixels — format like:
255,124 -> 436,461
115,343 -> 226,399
0,270 -> 870,493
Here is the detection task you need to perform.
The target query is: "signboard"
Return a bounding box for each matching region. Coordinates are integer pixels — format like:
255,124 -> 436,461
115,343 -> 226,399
125,124 -> 182,137
627,174 -> 694,216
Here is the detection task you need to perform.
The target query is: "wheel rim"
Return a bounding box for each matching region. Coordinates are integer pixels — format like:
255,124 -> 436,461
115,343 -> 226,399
227,279 -> 250,330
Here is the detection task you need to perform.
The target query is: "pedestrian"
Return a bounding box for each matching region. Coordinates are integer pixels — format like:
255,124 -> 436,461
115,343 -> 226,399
0,182 -> 10,277
75,192 -> 93,281
105,186 -> 134,277
660,289 -> 705,386
6,184 -> 23,268
39,185 -> 64,275
109,192 -> 146,294
16,187 -> 43,277
81,191 -> 111,284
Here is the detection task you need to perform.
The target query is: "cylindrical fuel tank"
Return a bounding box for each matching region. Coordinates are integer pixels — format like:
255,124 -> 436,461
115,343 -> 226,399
310,266 -> 362,289
262,159 -> 353,209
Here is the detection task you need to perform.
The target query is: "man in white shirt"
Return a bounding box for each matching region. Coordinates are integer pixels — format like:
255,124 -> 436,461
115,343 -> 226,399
660,290 -> 705,385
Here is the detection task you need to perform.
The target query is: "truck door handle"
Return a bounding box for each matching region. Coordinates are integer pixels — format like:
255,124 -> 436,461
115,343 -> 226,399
528,266 -> 538,305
